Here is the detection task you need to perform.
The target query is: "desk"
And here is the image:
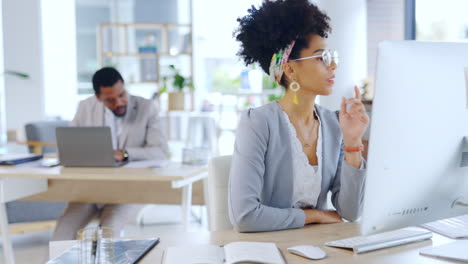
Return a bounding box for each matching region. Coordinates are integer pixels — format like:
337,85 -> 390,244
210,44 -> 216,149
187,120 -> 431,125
0,162 -> 207,264
50,222 -> 458,264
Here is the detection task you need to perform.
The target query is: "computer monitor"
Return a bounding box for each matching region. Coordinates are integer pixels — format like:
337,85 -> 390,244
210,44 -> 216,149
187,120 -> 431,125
361,40 -> 468,235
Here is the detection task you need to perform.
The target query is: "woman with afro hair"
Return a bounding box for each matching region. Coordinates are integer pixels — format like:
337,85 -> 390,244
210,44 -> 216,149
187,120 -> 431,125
228,0 -> 369,232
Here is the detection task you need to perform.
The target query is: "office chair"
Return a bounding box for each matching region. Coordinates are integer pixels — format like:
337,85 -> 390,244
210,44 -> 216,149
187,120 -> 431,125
24,120 -> 70,154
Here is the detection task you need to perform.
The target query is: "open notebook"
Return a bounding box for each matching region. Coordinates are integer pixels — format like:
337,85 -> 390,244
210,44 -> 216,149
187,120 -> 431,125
163,241 -> 285,264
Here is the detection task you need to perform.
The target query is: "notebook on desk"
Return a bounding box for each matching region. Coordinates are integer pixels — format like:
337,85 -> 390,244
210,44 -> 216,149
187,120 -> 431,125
163,241 -> 285,264
0,153 -> 43,165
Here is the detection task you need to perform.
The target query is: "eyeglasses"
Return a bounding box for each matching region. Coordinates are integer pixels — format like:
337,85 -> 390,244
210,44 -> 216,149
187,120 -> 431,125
290,49 -> 339,67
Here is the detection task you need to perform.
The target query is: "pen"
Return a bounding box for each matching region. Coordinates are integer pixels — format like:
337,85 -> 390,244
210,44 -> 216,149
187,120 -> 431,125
91,237 -> 97,264
96,225 -> 103,264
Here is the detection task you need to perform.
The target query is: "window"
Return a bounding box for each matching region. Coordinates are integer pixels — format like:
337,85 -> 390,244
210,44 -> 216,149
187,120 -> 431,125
367,0 -> 405,76
416,0 -> 468,41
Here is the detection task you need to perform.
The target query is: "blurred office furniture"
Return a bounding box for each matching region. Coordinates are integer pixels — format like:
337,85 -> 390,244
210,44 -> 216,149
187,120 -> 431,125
136,113 -> 217,226
185,115 -> 219,157
0,175 -> 47,264
4,121 -> 69,241
0,163 -> 207,264
207,155 -> 232,231
217,90 -> 278,136
160,111 -> 219,150
97,22 -> 194,112
24,120 -> 69,154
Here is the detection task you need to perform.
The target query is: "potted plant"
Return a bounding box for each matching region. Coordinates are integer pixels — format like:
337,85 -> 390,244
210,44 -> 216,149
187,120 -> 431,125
167,65 -> 193,111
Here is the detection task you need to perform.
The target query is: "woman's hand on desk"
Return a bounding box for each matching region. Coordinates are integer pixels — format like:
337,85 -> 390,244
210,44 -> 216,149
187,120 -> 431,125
303,209 -> 343,225
114,150 -> 124,162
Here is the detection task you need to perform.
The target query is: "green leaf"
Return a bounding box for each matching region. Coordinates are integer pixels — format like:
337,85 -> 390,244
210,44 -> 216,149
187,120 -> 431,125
166,65 -> 193,91
3,71 -> 30,79
159,86 -> 168,94
268,88 -> 285,102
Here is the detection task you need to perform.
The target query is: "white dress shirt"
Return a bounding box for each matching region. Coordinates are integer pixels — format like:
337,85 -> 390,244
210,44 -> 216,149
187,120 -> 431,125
104,107 -> 123,149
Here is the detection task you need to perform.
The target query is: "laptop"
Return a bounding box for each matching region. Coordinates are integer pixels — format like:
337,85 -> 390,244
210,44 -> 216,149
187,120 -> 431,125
56,127 -> 128,167
0,153 -> 43,165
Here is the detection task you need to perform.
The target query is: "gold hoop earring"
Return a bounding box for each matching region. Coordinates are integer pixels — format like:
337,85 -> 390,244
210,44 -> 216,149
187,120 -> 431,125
289,81 -> 301,105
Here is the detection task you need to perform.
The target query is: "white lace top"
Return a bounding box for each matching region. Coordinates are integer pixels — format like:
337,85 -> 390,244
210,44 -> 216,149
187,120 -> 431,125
282,111 -> 323,208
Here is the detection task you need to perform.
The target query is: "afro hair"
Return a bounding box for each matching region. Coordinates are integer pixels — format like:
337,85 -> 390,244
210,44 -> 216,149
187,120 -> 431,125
234,0 -> 331,86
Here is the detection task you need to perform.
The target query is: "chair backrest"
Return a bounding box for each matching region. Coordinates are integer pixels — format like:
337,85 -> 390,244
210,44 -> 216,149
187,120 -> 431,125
25,120 -> 70,154
207,155 -> 233,231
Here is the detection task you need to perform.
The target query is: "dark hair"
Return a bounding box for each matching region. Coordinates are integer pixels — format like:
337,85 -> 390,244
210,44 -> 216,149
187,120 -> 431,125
234,0 -> 331,87
92,67 -> 124,95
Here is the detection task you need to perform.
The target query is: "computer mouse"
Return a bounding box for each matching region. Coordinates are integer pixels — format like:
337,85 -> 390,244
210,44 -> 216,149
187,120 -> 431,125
287,245 -> 327,260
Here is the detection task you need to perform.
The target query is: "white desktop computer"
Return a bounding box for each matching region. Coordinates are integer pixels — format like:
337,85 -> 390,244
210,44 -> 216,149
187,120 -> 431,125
325,41 -> 468,256
361,40 -> 468,235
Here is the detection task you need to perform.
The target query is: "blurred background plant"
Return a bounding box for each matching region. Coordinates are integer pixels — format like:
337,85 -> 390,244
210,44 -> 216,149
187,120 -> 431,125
211,66 -> 240,93
360,76 -> 375,101
159,76 -> 169,95
263,75 -> 284,102
168,64 -> 193,92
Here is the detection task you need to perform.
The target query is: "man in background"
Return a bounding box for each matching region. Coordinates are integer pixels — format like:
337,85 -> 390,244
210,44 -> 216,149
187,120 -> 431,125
52,67 -> 169,240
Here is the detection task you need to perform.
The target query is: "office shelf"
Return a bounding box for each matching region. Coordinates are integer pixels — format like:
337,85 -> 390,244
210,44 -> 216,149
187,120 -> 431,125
97,22 -> 194,111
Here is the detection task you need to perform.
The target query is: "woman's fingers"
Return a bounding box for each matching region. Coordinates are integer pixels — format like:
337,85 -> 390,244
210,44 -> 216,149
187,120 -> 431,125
344,98 -> 365,112
354,85 -> 362,100
348,102 -> 365,113
340,97 -> 347,113
345,98 -> 363,105
341,86 -> 364,115
342,100 -> 367,122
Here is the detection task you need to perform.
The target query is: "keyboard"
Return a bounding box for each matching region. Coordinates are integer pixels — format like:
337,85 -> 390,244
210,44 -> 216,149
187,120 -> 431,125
421,215 -> 468,239
325,228 -> 432,254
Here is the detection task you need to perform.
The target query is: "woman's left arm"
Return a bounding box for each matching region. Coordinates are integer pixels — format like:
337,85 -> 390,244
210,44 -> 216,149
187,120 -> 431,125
330,86 -> 369,221
339,86 -> 369,168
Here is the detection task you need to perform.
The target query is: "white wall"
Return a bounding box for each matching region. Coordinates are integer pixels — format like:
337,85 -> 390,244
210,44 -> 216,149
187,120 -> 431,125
316,0 -> 367,110
2,0 -> 46,130
0,1 -> 6,144
2,0 -> 78,130
193,0 -> 261,59
41,0 -> 77,120
192,0 -> 262,105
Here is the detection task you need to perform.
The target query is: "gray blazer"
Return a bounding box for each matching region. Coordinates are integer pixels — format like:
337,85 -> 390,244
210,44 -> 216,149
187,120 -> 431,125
71,95 -> 169,161
228,102 -> 366,232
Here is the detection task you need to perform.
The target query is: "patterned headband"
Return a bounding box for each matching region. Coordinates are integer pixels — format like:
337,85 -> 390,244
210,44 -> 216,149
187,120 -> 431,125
268,40 -> 296,83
